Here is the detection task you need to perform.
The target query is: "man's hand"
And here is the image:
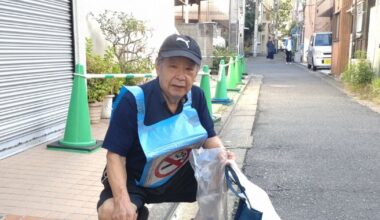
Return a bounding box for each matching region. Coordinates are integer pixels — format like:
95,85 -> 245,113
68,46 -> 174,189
112,197 -> 138,220
219,149 -> 236,164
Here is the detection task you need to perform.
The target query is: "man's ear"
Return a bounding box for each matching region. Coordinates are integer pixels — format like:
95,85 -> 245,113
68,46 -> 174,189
155,63 -> 161,76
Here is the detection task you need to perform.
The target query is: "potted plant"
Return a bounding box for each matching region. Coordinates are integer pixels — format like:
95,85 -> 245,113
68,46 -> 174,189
101,70 -> 124,119
86,38 -> 115,123
86,11 -> 155,121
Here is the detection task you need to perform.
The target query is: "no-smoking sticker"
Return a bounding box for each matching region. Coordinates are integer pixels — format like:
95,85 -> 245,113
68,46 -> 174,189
154,148 -> 191,178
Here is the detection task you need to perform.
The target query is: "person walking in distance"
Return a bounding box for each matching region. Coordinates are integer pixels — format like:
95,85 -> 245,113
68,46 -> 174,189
285,35 -> 293,64
266,36 -> 275,60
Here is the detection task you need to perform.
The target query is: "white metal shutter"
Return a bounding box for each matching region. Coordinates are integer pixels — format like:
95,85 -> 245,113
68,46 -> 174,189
0,0 -> 74,158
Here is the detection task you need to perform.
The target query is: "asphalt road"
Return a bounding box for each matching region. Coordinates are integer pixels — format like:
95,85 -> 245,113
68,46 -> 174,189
245,56 -> 380,220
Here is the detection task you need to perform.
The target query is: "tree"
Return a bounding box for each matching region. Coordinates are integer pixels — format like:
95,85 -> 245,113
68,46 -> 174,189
275,0 -> 293,36
244,0 -> 256,47
94,10 -> 152,73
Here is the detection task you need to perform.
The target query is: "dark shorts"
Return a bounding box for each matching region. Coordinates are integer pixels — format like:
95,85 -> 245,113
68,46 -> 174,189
97,162 -> 197,210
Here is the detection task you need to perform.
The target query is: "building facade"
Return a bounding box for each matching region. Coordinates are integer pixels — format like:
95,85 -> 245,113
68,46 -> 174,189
331,0 -> 352,75
332,0 -> 380,76
351,0 -> 380,75
175,0 -> 245,57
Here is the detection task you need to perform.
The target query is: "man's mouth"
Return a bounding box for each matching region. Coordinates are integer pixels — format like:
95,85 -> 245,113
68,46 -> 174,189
172,84 -> 185,88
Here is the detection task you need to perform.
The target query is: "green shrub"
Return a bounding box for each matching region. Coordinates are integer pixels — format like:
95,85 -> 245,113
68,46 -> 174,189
342,57 -> 374,88
342,63 -> 355,84
372,78 -> 380,97
90,10 -> 154,95
86,38 -> 115,102
354,50 -> 367,59
352,60 -> 374,86
94,10 -> 152,74
212,47 -> 235,71
123,57 -> 154,85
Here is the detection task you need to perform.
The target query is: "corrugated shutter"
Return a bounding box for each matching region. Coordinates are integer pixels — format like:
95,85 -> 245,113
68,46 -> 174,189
0,0 -> 74,158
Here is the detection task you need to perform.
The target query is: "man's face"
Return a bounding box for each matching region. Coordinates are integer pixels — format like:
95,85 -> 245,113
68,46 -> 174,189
156,57 -> 199,103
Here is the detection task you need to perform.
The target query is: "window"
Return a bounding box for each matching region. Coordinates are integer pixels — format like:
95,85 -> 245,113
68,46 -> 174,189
356,2 -> 363,33
333,13 -> 340,41
315,33 -> 332,46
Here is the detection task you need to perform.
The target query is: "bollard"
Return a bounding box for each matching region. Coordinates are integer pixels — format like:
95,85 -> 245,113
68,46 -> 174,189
242,56 -> 248,75
200,65 -> 221,122
212,59 -> 232,104
238,56 -> 245,80
235,56 -> 243,85
227,57 -> 239,91
47,64 -> 102,152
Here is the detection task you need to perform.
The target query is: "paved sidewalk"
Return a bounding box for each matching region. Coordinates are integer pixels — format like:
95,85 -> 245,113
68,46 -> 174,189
0,59 -> 260,220
0,120 -> 108,219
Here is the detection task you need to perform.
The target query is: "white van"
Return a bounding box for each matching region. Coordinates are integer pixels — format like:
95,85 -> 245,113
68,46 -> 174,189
307,32 -> 332,71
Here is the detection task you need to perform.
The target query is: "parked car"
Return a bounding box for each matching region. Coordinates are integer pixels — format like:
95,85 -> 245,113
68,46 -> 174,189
307,32 -> 332,71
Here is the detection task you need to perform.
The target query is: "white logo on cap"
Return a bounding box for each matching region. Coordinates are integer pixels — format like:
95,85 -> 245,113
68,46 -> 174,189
176,37 -> 190,48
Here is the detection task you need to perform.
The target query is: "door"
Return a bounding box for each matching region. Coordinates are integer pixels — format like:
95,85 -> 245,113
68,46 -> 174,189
0,0 -> 74,158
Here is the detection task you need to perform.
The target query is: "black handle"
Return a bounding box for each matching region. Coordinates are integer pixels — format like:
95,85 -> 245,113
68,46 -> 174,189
225,164 -> 254,209
225,165 -> 246,198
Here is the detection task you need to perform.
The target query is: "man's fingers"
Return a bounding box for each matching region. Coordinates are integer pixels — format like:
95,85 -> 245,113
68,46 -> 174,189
226,150 -> 236,160
218,149 -> 236,166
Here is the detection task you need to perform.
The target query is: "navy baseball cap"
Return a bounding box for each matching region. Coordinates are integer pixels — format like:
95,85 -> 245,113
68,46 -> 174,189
158,34 -> 202,65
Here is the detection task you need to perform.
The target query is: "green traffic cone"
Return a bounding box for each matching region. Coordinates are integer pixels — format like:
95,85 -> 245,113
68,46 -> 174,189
200,65 -> 212,116
47,64 -> 102,152
212,59 -> 232,104
242,57 -> 248,75
235,56 -> 243,85
238,56 -> 245,80
227,57 -> 239,91
200,65 -> 221,122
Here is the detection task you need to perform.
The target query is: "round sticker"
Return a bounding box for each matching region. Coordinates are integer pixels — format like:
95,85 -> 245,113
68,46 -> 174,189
154,149 -> 191,178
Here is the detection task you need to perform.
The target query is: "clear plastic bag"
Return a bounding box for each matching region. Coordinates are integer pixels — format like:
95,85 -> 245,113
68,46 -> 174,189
190,147 -> 228,220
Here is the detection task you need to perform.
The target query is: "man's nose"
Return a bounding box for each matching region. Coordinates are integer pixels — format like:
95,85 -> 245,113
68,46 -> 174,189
175,69 -> 186,80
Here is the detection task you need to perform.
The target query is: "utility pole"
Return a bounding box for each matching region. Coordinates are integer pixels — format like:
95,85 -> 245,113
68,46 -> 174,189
229,0 -> 232,49
184,0 -> 189,23
253,0 -> 259,57
274,0 -> 279,51
351,0 -> 357,59
238,0 -> 246,56
229,0 -> 239,54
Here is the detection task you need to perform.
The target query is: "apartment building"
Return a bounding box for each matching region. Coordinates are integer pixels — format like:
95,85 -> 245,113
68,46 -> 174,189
303,0 -> 333,61
332,0 -> 380,76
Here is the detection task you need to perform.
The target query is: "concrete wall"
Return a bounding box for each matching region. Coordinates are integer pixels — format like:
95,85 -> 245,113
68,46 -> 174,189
82,0 -> 176,60
176,23 -> 215,67
175,0 -> 230,22
174,0 -> 241,54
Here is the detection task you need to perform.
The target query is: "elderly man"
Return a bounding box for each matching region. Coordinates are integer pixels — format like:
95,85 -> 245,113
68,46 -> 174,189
97,34 -> 234,220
